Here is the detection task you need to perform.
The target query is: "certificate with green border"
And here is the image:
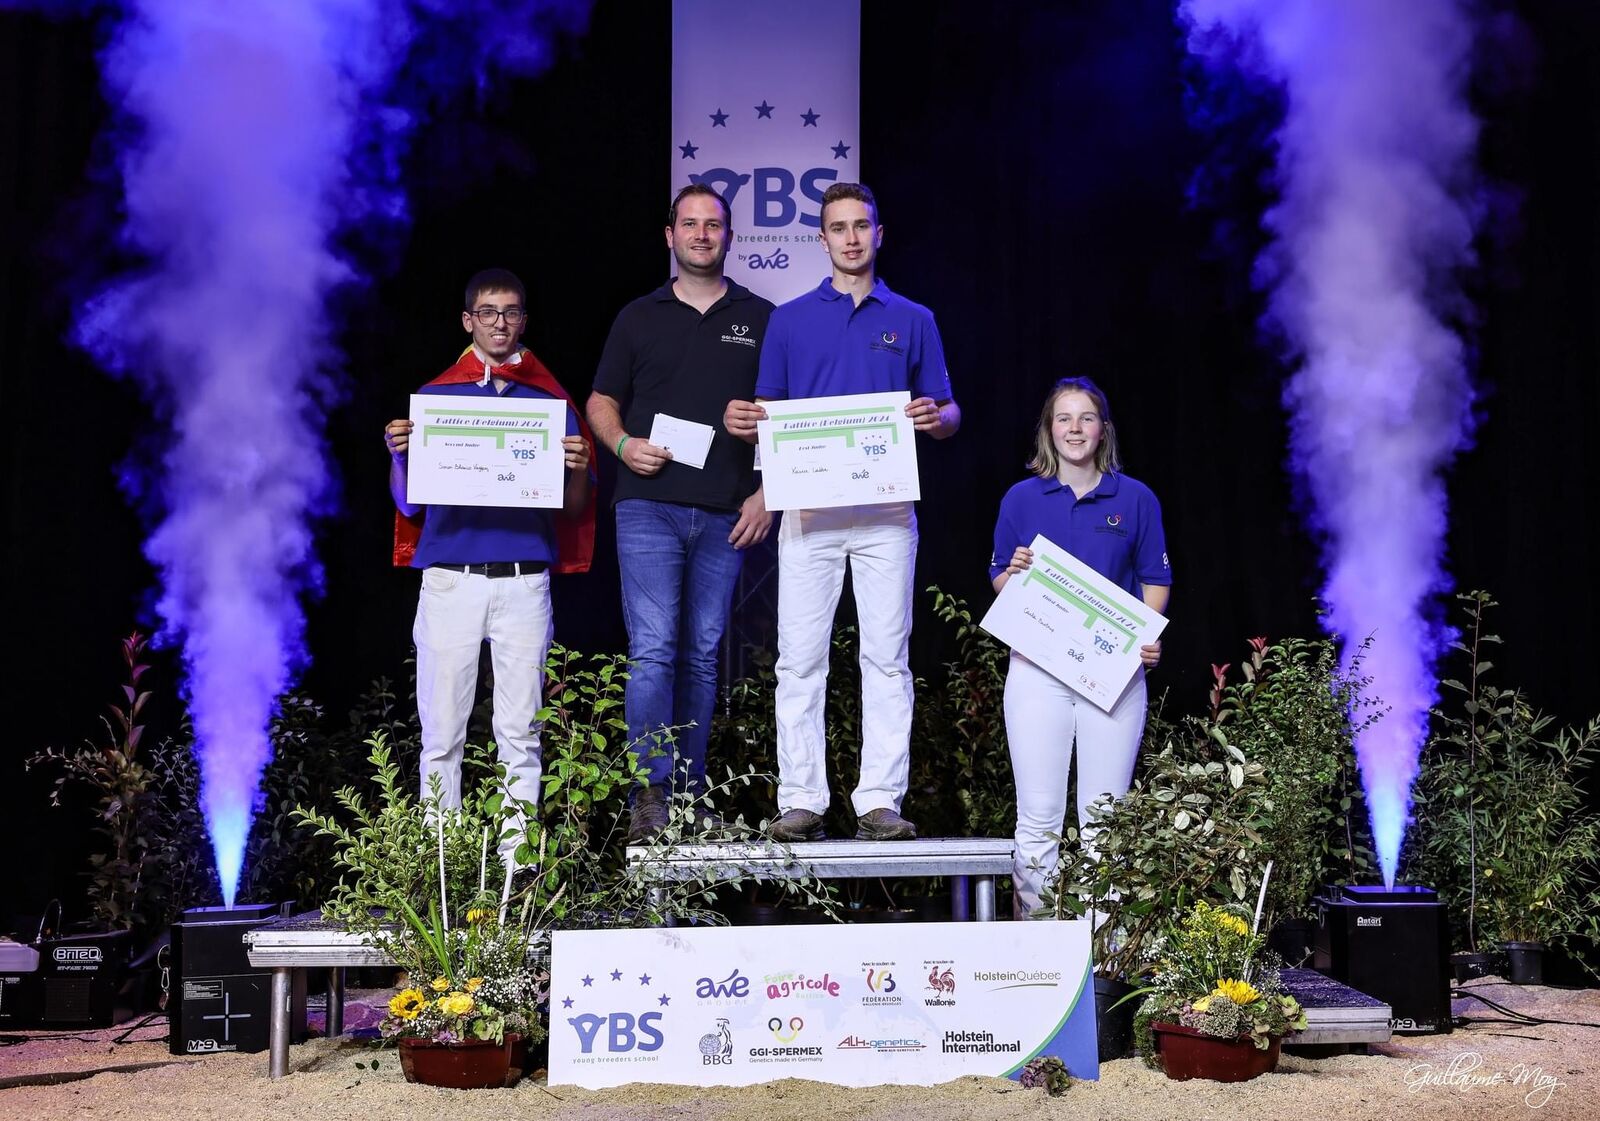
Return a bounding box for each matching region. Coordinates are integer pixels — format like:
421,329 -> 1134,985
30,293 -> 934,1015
756,391 -> 919,511
406,394 -> 566,509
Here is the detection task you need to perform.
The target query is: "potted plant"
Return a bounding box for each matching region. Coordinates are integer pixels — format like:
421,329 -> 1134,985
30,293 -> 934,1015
1132,901 -> 1306,1082
1407,593 -> 1600,985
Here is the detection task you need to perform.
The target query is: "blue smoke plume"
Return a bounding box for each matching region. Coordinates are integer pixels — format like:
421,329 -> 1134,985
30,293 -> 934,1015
67,0 -> 589,906
1181,0 -> 1482,886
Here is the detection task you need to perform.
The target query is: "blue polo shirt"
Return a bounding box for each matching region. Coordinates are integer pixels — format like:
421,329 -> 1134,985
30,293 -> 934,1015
989,472 -> 1171,598
411,379 -> 581,568
754,277 -> 953,401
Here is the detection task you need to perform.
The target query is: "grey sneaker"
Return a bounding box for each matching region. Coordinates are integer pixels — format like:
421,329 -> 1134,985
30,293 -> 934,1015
628,785 -> 670,843
768,808 -> 826,842
855,807 -> 917,841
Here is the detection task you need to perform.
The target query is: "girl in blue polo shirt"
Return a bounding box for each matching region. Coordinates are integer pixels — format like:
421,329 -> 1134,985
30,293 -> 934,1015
989,377 -> 1172,917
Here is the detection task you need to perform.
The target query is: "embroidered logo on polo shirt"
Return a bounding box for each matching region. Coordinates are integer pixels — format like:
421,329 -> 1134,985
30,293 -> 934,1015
869,330 -> 905,355
1095,513 -> 1128,537
720,324 -> 757,347
1106,514 -> 1122,527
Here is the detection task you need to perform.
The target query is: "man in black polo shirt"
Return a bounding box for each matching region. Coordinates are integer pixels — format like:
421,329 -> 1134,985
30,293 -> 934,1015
586,184 -> 775,840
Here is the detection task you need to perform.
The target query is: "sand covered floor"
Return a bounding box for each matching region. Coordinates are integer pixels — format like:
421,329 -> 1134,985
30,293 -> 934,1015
2,979 -> 1594,1121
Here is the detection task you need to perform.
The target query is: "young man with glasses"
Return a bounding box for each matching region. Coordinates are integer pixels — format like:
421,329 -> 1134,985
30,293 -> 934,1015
385,268 -> 595,862
585,184 -> 774,841
723,182 -> 960,842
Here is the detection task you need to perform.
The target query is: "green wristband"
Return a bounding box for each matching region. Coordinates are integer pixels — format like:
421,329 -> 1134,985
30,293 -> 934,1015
615,435 -> 631,459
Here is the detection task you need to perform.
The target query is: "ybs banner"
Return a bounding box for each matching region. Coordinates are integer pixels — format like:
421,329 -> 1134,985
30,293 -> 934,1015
548,921 -> 1098,1088
671,0 -> 860,305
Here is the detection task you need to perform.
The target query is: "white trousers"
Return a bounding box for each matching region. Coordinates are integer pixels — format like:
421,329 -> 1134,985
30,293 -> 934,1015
1005,651 -> 1146,915
413,566 -> 552,860
775,502 -> 916,816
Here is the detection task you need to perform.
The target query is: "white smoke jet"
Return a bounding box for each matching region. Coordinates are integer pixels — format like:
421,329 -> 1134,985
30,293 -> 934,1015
1181,0 -> 1481,885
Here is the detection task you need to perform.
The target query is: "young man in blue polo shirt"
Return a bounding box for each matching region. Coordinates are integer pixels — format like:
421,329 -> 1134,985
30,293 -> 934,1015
586,184 -> 774,841
724,183 -> 960,841
384,269 -> 594,862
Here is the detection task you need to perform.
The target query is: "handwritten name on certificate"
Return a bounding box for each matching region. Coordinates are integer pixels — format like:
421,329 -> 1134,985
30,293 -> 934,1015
979,534 -> 1168,712
406,394 -> 567,509
756,391 -> 920,511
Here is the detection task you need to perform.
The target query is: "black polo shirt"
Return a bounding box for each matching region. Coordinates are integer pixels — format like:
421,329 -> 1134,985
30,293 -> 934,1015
594,278 -> 774,510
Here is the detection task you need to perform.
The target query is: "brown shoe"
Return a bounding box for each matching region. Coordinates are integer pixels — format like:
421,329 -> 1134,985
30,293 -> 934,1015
628,785 -> 670,843
767,808 -> 826,842
855,807 -> 917,840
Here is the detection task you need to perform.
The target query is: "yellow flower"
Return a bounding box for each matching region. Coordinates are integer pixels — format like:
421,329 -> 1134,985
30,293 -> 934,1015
1216,912 -> 1250,937
1213,978 -> 1261,1005
465,977 -> 484,992
388,988 -> 426,1020
1191,995 -> 1213,1013
437,992 -> 476,1018
429,976 -> 450,992
466,908 -> 489,925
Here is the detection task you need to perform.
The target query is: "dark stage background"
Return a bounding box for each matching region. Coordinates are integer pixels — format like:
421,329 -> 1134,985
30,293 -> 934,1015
2,1 -> 1596,920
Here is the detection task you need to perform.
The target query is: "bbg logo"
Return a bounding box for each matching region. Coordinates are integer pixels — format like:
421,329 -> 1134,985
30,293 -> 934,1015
566,1012 -> 664,1054
698,1018 -> 734,1066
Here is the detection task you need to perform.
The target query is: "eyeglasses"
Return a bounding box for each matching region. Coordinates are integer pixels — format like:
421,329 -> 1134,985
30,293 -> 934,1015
471,306 -> 526,325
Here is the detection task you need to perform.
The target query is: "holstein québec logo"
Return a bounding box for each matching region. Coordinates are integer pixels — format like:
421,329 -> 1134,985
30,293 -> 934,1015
923,961 -> 957,1006
975,968 -> 1062,992
861,961 -> 901,1007
720,323 -> 758,347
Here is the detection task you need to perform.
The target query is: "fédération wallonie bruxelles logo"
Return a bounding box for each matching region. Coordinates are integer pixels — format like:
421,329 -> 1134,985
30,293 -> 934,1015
861,961 -> 901,1007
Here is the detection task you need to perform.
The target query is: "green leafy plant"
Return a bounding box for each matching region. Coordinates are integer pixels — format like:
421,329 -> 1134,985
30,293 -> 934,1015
1207,636 -> 1378,923
28,633 -> 216,935
1407,592 -> 1600,962
1131,901 -> 1307,1063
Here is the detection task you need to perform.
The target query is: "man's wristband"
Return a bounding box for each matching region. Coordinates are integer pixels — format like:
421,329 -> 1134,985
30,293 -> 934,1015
615,435 -> 631,459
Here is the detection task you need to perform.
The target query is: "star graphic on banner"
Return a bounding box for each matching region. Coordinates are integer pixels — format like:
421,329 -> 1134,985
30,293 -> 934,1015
679,139 -> 698,159
639,973 -> 653,985
709,107 -> 728,127
755,100 -> 774,119
831,140 -> 851,160
562,997 -> 574,1009
658,994 -> 671,1007
801,107 -> 819,127
581,975 -> 594,987
610,969 -> 623,981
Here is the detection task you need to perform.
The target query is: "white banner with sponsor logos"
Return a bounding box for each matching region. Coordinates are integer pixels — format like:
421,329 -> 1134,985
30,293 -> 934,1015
671,0 -> 859,306
548,921 -> 1097,1088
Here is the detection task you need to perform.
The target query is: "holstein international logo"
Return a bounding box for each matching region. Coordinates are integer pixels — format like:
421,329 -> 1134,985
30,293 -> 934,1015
698,1018 -> 734,1067
941,1030 -> 1022,1055
861,961 -> 901,1007
923,961 -> 957,1007
748,1016 -> 823,1063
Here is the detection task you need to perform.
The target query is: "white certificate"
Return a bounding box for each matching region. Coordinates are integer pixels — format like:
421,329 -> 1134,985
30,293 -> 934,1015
979,533 -> 1168,712
647,412 -> 715,470
756,391 -> 919,511
406,393 -> 566,509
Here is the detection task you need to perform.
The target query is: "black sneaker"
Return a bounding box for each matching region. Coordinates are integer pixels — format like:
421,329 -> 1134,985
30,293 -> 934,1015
767,808 -> 826,842
628,785 -> 670,843
855,807 -> 917,841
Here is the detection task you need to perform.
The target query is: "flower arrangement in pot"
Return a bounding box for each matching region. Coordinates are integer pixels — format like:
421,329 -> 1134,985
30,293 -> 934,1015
1133,900 -> 1307,1082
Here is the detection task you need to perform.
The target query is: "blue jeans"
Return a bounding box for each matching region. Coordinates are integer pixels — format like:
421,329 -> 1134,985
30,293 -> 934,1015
615,499 -> 743,793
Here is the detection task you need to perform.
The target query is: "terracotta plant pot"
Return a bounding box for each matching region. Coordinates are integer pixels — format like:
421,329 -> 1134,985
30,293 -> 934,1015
398,1032 -> 518,1089
1151,1022 -> 1282,1082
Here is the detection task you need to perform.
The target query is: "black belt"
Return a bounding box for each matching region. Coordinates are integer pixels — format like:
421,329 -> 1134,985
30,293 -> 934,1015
432,561 -> 548,578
